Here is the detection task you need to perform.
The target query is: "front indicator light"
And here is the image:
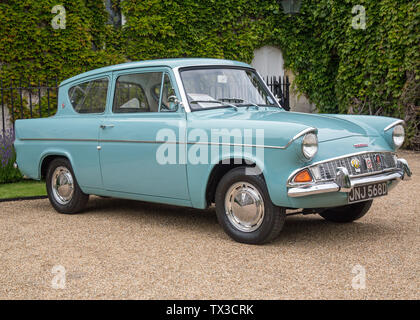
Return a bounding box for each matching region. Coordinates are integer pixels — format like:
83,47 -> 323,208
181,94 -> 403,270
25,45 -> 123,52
293,169 -> 313,183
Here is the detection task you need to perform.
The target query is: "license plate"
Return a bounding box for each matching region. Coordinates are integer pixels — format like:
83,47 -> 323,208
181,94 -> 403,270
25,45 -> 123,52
348,182 -> 388,203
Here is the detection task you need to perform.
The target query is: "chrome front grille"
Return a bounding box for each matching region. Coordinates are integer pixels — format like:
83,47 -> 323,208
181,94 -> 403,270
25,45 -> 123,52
311,152 -> 397,181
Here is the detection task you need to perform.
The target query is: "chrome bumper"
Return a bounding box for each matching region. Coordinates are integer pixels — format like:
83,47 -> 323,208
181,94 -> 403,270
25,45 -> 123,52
288,158 -> 411,198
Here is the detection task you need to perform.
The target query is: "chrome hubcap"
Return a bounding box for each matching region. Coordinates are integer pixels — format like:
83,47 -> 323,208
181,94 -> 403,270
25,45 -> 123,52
51,166 -> 74,205
225,182 -> 265,232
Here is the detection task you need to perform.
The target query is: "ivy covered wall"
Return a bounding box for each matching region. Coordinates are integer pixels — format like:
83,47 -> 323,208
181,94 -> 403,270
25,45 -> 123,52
0,0 -> 124,82
0,0 -> 418,148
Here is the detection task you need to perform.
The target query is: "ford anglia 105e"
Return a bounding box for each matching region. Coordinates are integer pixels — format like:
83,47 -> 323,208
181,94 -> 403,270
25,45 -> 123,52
14,58 -> 412,244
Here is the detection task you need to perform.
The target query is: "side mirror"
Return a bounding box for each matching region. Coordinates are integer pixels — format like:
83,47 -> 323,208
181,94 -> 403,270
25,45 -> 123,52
167,95 -> 180,111
168,95 -> 179,104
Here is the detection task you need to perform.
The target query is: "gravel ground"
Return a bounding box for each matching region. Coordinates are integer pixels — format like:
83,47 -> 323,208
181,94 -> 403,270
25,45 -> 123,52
0,151 -> 418,300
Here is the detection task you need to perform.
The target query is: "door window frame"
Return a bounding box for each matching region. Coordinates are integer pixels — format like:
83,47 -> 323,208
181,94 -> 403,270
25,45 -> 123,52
108,67 -> 182,115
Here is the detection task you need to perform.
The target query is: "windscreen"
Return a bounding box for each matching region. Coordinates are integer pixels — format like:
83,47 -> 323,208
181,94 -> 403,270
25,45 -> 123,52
180,68 -> 279,110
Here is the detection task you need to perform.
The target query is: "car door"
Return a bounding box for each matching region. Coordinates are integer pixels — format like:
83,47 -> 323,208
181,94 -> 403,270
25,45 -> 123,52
98,68 -> 189,199
65,76 -> 110,189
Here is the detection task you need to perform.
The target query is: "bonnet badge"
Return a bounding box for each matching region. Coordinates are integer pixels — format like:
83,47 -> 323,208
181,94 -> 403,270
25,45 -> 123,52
354,143 -> 368,148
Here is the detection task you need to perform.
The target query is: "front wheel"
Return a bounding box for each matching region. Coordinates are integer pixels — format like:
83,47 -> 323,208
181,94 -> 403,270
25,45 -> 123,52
46,158 -> 89,214
319,200 -> 373,223
215,167 -> 286,244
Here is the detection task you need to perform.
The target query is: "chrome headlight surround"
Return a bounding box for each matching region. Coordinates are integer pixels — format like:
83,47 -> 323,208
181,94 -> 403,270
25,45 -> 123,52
392,124 -> 405,149
301,133 -> 318,160
384,120 -> 405,150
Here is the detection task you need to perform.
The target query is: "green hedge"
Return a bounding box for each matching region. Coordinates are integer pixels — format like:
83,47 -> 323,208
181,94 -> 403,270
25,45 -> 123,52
0,0 -> 418,149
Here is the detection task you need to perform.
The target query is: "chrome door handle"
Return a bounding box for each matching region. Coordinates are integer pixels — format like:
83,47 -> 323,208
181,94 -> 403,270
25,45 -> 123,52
100,124 -> 115,129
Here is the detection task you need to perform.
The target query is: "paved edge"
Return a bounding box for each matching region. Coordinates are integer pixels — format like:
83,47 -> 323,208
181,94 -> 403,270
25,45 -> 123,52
0,195 -> 48,203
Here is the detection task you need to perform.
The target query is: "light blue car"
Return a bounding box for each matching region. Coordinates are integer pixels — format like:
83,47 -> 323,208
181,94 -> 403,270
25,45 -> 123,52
14,58 -> 411,244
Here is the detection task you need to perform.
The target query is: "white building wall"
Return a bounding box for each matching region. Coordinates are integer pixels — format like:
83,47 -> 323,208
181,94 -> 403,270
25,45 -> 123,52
251,45 -> 315,113
251,46 -> 284,79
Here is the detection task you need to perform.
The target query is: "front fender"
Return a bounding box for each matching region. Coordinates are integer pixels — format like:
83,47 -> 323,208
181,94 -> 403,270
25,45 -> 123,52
187,149 -> 267,209
185,117 -> 317,209
187,139 -> 306,209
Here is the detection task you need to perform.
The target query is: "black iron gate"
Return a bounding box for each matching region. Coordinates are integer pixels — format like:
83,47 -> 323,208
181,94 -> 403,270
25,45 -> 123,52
0,78 -> 59,135
264,75 -> 290,111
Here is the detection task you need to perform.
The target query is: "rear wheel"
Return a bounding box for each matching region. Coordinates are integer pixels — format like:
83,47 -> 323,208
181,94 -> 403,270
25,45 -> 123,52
215,167 -> 285,244
46,158 -> 89,214
319,200 -> 373,223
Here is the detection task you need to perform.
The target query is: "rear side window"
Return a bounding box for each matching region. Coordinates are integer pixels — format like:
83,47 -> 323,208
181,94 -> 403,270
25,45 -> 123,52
68,78 -> 109,113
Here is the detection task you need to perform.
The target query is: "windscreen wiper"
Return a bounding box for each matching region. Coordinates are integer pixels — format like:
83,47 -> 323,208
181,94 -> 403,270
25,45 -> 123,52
190,100 -> 238,111
219,98 -> 260,109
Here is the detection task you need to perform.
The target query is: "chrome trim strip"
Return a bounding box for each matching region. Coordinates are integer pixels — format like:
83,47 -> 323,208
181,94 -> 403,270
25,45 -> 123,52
288,127 -> 318,153
384,120 -> 405,132
351,171 -> 403,186
288,183 -> 340,197
20,138 -> 98,142
189,127 -> 317,149
337,167 -> 396,179
190,140 -> 291,150
20,135 -> 313,149
101,139 -> 180,144
21,138 -> 183,144
307,150 -> 395,167
292,127 -> 318,141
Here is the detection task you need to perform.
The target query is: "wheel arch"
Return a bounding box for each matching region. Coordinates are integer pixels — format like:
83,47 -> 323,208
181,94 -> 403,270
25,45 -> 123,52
205,157 -> 265,207
39,150 -> 75,179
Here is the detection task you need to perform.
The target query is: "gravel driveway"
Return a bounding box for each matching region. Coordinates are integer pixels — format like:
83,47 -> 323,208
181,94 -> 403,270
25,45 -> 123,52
0,151 -> 418,299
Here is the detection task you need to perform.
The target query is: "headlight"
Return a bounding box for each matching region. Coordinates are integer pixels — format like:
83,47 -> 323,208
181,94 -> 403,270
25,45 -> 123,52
392,125 -> 405,149
302,133 -> 318,160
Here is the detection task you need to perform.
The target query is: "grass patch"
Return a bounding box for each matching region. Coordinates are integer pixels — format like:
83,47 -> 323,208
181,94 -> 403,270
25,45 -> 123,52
0,180 -> 47,199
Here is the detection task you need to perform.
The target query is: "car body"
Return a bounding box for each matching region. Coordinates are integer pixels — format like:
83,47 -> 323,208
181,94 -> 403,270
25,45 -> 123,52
14,58 -> 412,244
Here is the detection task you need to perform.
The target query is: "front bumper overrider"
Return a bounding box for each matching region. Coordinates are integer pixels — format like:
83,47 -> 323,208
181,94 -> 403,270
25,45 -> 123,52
287,158 -> 411,198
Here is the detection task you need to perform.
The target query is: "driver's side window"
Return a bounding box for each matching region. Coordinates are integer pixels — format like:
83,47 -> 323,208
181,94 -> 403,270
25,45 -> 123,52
113,72 -> 178,113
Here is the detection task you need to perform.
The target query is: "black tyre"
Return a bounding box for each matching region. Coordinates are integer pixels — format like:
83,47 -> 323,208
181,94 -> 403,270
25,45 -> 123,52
215,167 -> 286,244
46,158 -> 89,214
319,200 -> 373,223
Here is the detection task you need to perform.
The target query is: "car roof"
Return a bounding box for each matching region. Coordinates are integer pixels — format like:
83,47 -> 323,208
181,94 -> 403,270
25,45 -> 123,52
60,58 -> 252,87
